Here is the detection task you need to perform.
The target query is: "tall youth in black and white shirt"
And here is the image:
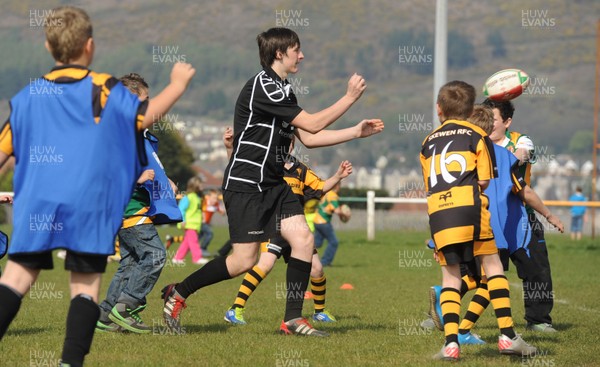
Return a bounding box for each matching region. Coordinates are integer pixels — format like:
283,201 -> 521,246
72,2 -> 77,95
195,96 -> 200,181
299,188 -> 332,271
162,27 -> 383,336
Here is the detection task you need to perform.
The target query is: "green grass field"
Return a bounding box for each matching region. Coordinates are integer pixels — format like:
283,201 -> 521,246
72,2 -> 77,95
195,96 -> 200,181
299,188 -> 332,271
1,226 -> 599,366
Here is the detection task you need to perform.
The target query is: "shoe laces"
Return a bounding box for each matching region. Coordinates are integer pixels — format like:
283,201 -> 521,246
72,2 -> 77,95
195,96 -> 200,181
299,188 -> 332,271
170,295 -> 187,319
297,318 -> 314,329
128,309 -> 144,323
127,304 -> 146,323
236,307 -> 245,318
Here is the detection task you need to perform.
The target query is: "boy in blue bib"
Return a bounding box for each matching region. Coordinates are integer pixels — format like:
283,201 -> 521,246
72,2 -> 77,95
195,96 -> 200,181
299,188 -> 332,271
0,6 -> 194,366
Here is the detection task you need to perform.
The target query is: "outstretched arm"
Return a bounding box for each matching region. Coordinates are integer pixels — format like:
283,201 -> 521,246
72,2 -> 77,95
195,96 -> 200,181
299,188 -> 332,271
518,185 -> 564,233
141,63 -> 196,129
323,161 -> 353,193
295,119 -> 384,148
290,74 -> 366,134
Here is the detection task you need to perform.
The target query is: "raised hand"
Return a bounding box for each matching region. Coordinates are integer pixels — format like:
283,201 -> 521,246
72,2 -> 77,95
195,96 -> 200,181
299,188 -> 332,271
170,62 -> 196,90
346,73 -> 367,101
335,160 -> 353,179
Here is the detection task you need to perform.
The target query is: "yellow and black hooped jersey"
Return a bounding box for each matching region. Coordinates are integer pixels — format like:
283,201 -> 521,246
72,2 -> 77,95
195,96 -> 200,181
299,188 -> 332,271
420,120 -> 498,249
283,157 -> 325,207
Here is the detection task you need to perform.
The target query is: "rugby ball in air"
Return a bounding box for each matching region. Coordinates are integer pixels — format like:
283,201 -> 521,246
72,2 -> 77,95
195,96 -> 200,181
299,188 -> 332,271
482,68 -> 530,101
339,204 -> 352,223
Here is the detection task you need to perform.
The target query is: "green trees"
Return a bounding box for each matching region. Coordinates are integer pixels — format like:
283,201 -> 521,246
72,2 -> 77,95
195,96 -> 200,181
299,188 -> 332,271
149,122 -> 196,190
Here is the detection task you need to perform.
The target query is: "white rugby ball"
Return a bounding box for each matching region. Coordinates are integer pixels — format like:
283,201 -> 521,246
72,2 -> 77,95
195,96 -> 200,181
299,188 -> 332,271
482,68 -> 530,101
339,204 -> 351,223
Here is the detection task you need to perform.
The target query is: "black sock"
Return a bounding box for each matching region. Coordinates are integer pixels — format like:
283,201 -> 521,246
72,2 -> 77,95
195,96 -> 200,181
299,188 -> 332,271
0,284 -> 23,340
217,240 -> 232,257
61,294 -> 100,367
175,256 -> 231,299
284,257 -> 311,322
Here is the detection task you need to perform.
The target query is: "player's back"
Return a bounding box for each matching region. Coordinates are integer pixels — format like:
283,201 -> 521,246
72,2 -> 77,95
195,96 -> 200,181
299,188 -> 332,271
8,68 -> 144,255
420,120 -> 496,247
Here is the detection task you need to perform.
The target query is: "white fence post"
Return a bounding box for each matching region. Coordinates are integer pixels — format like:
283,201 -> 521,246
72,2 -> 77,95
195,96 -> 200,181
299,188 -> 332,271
367,190 -> 375,241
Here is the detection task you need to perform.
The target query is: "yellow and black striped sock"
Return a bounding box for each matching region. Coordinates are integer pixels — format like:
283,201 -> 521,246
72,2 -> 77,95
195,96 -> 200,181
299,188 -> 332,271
232,266 -> 267,309
487,274 -> 515,338
458,281 -> 490,334
311,275 -> 326,313
460,275 -> 479,296
440,287 -> 461,345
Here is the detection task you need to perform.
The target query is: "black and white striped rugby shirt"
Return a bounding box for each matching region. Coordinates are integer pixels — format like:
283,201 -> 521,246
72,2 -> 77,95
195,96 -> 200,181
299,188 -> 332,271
223,67 -> 303,193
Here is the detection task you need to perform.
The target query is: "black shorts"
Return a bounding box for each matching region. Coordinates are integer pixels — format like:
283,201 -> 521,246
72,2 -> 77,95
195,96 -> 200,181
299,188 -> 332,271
460,258 -> 481,279
439,241 -> 475,266
459,248 -> 509,278
8,250 -> 107,273
438,240 -> 498,266
223,183 -> 304,243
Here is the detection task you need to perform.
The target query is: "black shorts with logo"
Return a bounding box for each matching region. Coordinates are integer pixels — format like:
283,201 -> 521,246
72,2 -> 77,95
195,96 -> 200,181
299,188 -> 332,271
223,183 -> 304,243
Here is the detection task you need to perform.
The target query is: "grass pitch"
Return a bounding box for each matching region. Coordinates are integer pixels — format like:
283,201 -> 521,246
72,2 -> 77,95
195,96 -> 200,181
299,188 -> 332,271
1,226 -> 599,366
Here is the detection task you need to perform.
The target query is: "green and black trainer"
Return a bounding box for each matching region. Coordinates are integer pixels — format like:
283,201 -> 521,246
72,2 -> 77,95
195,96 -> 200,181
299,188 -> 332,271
109,303 -> 151,334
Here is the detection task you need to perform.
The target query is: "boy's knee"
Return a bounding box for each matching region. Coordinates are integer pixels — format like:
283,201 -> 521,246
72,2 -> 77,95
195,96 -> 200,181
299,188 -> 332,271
235,258 -> 255,274
311,263 -> 323,278
294,231 -> 314,249
229,251 -> 257,274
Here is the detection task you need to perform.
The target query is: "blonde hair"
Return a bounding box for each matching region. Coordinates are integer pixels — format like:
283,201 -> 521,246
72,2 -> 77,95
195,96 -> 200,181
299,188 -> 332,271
467,104 -> 494,135
437,81 -> 475,121
45,6 -> 93,64
186,176 -> 203,195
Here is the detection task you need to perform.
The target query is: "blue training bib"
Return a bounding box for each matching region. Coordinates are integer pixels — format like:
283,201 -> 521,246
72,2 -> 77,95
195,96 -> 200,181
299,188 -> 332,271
141,131 -> 182,225
9,76 -> 143,255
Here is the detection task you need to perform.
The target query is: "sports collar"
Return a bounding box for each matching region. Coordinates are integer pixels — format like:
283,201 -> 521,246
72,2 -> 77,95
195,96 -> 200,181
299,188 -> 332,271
263,67 -> 289,85
44,65 -> 91,82
499,135 -> 512,149
283,156 -> 300,173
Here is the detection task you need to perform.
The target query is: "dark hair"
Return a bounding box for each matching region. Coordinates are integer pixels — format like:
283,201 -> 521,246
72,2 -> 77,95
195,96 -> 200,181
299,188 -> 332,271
482,98 -> 515,122
119,73 -> 149,96
256,28 -> 301,68
437,81 -> 476,120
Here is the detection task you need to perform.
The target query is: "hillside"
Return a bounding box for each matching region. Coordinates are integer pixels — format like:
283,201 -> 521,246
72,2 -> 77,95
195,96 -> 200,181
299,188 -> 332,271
0,0 -> 598,170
